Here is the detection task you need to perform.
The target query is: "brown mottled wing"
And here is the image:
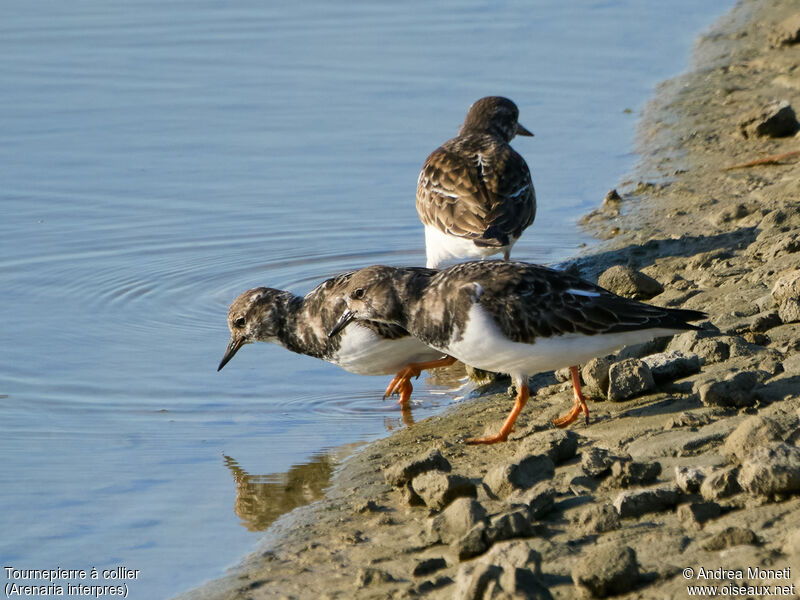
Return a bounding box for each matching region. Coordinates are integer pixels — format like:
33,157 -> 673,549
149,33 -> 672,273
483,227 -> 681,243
416,138 -> 535,247
439,261 -> 704,344
416,146 -> 496,243
479,145 -> 536,246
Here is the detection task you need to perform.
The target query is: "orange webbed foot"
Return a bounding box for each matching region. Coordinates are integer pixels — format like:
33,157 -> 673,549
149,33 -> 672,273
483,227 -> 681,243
466,383 -> 529,445
552,365 -> 589,427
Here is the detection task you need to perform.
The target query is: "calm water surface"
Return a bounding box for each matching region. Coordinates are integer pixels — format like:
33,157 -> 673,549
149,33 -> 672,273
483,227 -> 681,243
1,1 -> 731,597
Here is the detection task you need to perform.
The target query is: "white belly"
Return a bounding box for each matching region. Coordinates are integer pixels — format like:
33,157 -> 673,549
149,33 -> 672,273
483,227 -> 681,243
424,225 -> 513,269
445,304 -> 678,379
333,324 -> 443,376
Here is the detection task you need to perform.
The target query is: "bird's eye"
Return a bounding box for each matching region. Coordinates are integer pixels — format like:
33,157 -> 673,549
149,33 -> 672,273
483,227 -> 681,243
352,288 -> 365,300
234,317 -> 246,328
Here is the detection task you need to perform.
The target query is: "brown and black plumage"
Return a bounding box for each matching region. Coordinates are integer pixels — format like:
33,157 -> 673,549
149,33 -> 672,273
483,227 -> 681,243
417,96 -> 536,268
330,261 -> 707,444
218,271 -> 452,412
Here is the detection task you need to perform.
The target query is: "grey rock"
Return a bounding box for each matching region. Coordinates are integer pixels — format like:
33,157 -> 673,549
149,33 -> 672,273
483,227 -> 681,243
497,568 -> 553,600
772,270 -> 800,305
675,466 -> 706,494
767,323 -> 800,353
677,502 -> 722,530
482,541 -> 543,576
454,562 -> 502,600
412,471 -> 477,511
764,234 -> 800,260
400,481 -> 425,506
427,497 -> 488,544
410,576 -> 454,596
692,337 -> 731,363
702,527 -> 760,551
598,265 -> 664,300
385,448 -> 451,487
697,370 -> 769,408
642,351 -> 701,383
664,411 -> 713,430
486,508 -> 535,545
459,543 -> 552,600
667,331 -> 730,364
723,415 -> 785,461
507,481 -> 556,520
739,100 -> 799,139
738,442 -> 800,496
700,466 -> 742,501
402,482 -> 426,507
453,523 -> 489,561
571,544 -> 640,598
779,298 -> 800,324
607,358 -> 655,402
357,567 -> 395,588
613,484 -> 680,518
758,209 -> 791,234
710,202 -> 752,226
575,503 -> 620,535
412,557 -> 447,577
783,529 -> 800,556
608,459 -> 661,488
554,367 -> 571,382
744,311 -> 782,333
515,429 -> 579,465
770,13 -> 800,46
726,336 -> 766,359
484,454 -> 555,499
582,356 -> 613,395
581,446 -> 628,479
354,499 -> 381,513
569,475 -> 596,496
602,189 -> 622,212
617,337 -> 668,361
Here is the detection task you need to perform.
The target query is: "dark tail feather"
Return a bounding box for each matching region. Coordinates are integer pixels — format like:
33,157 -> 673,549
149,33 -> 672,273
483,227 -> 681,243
668,307 -> 707,322
665,307 -> 708,331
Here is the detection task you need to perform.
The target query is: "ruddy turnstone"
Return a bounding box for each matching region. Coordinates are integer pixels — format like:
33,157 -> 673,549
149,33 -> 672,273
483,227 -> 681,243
416,96 -> 536,269
329,261 -> 706,444
218,272 -> 455,413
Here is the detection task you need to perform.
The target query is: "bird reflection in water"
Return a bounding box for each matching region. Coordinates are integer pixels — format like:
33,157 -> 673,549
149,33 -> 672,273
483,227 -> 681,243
223,454 -> 334,532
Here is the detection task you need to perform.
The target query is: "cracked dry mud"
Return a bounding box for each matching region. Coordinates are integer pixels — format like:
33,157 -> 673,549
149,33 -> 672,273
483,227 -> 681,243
182,1 -> 800,598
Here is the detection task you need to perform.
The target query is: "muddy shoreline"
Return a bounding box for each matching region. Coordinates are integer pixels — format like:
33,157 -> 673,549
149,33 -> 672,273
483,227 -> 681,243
181,1 -> 800,598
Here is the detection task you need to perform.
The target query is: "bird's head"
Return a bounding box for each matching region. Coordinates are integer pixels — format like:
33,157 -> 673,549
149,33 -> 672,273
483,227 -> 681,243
459,96 -> 533,142
328,266 -> 405,338
218,287 -> 286,371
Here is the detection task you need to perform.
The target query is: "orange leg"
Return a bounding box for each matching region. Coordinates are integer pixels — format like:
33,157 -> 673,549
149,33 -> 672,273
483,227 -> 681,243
383,356 -> 457,402
398,381 -> 415,427
552,365 -> 589,427
466,383 -> 530,445
394,377 -> 413,410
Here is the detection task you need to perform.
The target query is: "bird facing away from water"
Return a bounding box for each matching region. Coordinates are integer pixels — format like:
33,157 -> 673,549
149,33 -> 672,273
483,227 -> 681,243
416,96 -> 536,269
329,261 -> 706,444
218,272 -> 455,413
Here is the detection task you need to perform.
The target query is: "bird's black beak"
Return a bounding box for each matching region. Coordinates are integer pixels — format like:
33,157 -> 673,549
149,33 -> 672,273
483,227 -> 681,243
516,123 -> 534,137
218,337 -> 245,371
328,309 -> 356,338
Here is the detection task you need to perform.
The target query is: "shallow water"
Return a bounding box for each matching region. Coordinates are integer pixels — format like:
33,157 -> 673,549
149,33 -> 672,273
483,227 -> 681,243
1,1 -> 732,597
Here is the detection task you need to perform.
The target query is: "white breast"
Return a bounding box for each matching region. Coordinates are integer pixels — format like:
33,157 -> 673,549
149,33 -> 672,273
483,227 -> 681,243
445,303 -> 679,379
424,225 -> 513,269
333,324 -> 443,376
